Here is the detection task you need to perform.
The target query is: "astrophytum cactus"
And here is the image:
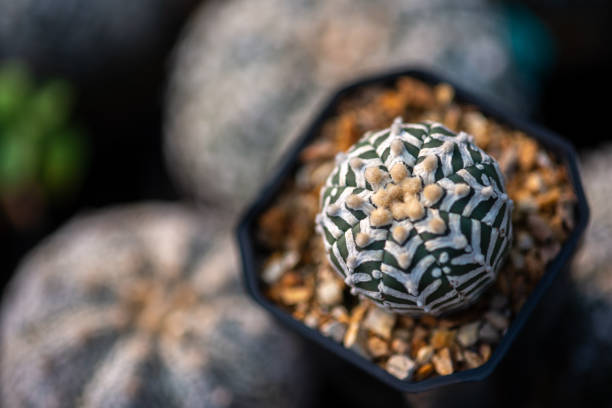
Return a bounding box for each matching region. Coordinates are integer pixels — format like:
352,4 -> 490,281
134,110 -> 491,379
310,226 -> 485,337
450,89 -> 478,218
1,204 -> 310,408
316,119 -> 513,315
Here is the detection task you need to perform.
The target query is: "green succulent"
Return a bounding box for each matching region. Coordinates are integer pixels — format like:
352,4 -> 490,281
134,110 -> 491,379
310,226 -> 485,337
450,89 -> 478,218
0,62 -> 86,199
316,119 -> 513,315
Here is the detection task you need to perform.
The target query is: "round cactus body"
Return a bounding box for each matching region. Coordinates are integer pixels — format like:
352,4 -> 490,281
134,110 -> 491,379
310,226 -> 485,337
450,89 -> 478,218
165,0 -> 528,214
316,119 -> 513,315
1,204 -> 310,408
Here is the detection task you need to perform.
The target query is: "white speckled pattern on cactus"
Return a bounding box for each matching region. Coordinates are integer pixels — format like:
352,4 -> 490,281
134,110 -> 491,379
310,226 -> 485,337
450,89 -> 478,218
317,119 -> 513,315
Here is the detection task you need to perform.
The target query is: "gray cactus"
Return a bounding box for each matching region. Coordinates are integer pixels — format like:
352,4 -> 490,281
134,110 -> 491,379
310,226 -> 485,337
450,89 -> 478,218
0,203 -> 310,408
164,0 -> 527,214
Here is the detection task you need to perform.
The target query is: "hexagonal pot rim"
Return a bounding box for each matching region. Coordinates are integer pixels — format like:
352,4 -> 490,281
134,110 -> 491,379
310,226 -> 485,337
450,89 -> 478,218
236,67 -> 590,392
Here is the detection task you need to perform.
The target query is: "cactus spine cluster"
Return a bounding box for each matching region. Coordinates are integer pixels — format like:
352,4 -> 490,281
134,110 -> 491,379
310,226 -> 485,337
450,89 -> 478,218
316,119 -> 513,315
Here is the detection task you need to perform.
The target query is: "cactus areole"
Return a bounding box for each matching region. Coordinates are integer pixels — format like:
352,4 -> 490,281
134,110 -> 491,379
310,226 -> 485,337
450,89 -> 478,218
316,119 -> 513,315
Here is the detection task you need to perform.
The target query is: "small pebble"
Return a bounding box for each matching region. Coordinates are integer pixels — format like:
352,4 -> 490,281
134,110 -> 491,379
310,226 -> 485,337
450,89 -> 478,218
412,325 -> 429,341
517,231 -> 535,251
498,147 -> 518,176
331,306 -> 350,324
463,350 -> 484,369
456,322 -> 480,348
367,336 -> 390,358
434,83 -> 454,105
399,316 -> 415,328
420,315 -> 438,328
516,195 -> 538,213
510,251 -> 525,269
393,328 -> 411,340
484,311 -> 509,331
321,321 -> 347,343
279,286 -> 312,305
416,345 -> 434,364
525,173 -> 544,193
343,303 -> 368,348
432,347 -> 454,375
527,213 -> 553,242
480,344 -> 492,362
304,313 -> 319,328
410,338 -> 427,359
537,186 -> 561,209
391,338 -> 410,355
261,251 -> 299,284
415,363 -> 435,381
536,151 -> 553,168
438,318 -> 456,329
348,332 -> 371,360
300,141 -> 337,161
386,354 -> 416,380
430,329 -> 455,349
478,322 -> 500,343
362,307 -> 397,339
452,345 -> 464,363
316,279 -> 343,306
443,105 -> 461,129
518,138 -> 538,170
540,241 -> 561,264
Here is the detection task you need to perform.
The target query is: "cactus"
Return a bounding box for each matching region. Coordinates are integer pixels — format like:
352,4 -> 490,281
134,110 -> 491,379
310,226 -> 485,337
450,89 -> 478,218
316,119 -> 513,315
1,204 -> 311,408
165,0 -> 526,214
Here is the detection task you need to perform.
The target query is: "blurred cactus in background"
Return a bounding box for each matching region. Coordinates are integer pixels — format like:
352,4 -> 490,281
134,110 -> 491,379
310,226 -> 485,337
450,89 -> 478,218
166,0 -> 545,217
0,61 -> 87,229
1,203 -> 311,408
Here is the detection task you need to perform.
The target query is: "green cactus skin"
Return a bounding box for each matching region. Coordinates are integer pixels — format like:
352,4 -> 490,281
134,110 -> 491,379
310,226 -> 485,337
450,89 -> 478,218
316,119 -> 513,315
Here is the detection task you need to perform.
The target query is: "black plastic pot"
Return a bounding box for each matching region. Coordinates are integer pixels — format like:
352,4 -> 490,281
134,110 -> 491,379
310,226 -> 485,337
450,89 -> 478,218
236,68 -> 589,393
